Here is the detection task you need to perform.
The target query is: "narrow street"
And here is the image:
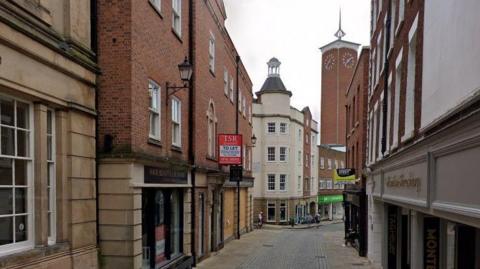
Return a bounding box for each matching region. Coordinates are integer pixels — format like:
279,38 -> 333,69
196,223 -> 376,269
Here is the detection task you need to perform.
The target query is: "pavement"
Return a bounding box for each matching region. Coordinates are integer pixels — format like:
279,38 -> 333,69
195,222 -> 378,269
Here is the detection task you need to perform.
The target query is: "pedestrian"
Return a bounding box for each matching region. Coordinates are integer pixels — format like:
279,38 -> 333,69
258,211 -> 263,229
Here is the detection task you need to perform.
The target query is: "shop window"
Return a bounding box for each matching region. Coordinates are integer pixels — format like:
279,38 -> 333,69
142,189 -> 183,268
279,201 -> 287,222
267,202 -> 275,222
0,96 -> 33,253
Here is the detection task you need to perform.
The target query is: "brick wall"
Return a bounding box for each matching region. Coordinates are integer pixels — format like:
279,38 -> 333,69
321,47 -> 358,145
346,47 -> 370,179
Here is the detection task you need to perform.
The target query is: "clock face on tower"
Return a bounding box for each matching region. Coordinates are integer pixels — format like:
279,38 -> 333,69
342,52 -> 356,69
323,54 -> 336,71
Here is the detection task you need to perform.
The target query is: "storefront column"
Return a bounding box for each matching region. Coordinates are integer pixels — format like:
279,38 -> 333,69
410,211 -> 423,269
33,103 -> 48,246
328,203 -> 333,220
367,198 -> 384,268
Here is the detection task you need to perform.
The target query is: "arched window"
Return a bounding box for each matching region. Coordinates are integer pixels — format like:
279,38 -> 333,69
207,101 -> 217,158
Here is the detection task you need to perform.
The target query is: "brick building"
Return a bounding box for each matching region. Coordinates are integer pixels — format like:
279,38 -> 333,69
96,0 -> 253,268
190,0 -> 254,262
320,16 -> 360,145
344,47 -> 370,257
252,58 -> 319,225
366,0 -> 480,268
0,1 -> 98,268
317,145 -> 345,220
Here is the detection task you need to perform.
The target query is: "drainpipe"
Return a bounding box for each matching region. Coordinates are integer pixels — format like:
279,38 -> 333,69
91,0 -> 100,247
235,55 -> 240,240
381,0 -> 392,155
188,0 -> 196,265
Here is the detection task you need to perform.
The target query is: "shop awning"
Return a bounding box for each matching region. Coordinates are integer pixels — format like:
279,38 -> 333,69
318,194 -> 343,204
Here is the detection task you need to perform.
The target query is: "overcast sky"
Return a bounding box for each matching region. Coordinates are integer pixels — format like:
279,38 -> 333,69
224,0 -> 371,122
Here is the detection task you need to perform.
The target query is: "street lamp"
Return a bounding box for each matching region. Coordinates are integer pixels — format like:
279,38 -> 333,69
251,134 -> 257,147
166,57 -> 193,101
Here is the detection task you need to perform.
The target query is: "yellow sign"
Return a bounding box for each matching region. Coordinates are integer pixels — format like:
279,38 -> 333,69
333,168 -> 356,182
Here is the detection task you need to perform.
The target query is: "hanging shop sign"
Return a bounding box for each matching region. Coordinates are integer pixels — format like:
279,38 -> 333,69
423,217 -> 440,269
334,168 -> 356,183
218,134 -> 243,165
144,165 -> 188,184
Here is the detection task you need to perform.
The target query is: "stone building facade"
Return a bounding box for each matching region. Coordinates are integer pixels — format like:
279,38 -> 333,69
317,145 -> 345,221
366,0 -> 480,268
253,58 -> 319,225
0,1 -> 98,268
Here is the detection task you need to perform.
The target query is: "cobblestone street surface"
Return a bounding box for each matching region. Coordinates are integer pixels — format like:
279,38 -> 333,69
195,223 -> 377,269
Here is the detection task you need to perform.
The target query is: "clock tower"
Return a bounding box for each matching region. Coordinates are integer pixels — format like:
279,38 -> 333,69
320,10 -> 360,145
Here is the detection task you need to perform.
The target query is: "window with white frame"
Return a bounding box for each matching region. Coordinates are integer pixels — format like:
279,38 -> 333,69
319,180 -> 325,189
279,123 -> 287,134
150,0 -> 161,11
320,157 -> 325,169
207,103 -> 216,157
149,81 -> 161,140
305,134 -> 309,144
238,93 -> 242,113
243,146 -> 246,167
47,110 -> 56,244
373,103 -> 378,161
334,160 -> 338,169
398,0 -> 405,29
267,122 -> 276,134
390,0 -> 396,49
242,97 -> 246,117
171,98 -> 181,147
172,0 -> 181,36
279,201 -> 287,222
377,96 -> 383,159
340,161 -> 344,169
267,147 -> 275,162
297,176 -> 301,190
404,16 -> 418,141
392,50 -> 403,149
376,33 -> 381,84
387,73 -> 393,151
267,202 -> 275,222
267,174 -> 275,191
326,180 -> 333,189
0,97 -> 32,250
223,69 -> 229,96
229,76 -> 234,102
327,159 -> 332,170
279,147 -> 287,162
279,174 -> 286,191
208,32 -> 215,72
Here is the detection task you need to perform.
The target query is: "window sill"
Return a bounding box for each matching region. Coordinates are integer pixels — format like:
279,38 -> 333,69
0,242 -> 69,267
149,1 -> 164,19
171,145 -> 182,152
172,28 -> 183,43
148,137 -> 162,147
206,155 -> 217,162
209,69 -> 216,77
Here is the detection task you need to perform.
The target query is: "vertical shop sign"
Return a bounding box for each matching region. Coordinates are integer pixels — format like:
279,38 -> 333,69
423,217 -> 440,269
387,206 -> 398,269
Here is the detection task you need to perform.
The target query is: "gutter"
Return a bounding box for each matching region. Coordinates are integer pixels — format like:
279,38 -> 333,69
188,0 -> 196,265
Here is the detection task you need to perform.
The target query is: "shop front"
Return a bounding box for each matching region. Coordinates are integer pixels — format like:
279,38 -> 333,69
318,194 -> 344,220
367,115 -> 480,268
343,184 -> 367,257
99,160 -> 193,269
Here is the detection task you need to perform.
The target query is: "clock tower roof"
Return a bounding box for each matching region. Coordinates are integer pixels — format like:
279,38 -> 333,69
256,57 -> 292,97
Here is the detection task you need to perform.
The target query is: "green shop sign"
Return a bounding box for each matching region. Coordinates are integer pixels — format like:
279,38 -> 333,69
318,195 -> 343,204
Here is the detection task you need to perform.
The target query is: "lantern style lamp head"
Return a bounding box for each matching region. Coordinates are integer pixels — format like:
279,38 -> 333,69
251,134 -> 257,147
178,57 -> 193,82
